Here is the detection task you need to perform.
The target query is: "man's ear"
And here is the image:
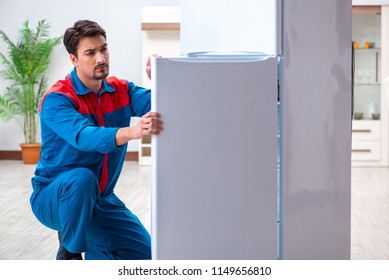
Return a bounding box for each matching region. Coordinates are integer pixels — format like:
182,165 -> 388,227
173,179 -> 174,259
70,53 -> 78,66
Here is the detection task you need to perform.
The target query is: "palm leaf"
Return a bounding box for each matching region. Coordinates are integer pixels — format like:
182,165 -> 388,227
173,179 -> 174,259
0,92 -> 18,123
0,35 -> 24,84
4,85 -> 25,115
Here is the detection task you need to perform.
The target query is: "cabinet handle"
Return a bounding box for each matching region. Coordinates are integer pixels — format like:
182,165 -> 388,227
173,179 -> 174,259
352,149 -> 371,153
352,129 -> 372,133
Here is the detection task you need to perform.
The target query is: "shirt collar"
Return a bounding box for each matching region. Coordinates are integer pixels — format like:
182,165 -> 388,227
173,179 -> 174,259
69,67 -> 115,95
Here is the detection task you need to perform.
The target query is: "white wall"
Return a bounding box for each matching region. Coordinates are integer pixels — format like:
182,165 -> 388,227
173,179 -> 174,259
0,0 -> 179,151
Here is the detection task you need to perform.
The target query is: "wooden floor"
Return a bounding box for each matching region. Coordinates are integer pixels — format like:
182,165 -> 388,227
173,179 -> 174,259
0,160 -> 388,260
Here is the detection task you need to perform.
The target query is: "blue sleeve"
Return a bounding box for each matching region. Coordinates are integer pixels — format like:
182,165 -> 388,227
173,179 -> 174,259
41,93 -> 119,153
127,82 -> 151,117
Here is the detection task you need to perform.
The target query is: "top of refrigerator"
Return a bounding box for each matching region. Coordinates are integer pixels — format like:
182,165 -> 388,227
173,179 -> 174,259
180,0 -> 281,57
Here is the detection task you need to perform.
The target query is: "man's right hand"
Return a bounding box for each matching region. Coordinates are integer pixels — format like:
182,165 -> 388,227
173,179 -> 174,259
115,111 -> 163,146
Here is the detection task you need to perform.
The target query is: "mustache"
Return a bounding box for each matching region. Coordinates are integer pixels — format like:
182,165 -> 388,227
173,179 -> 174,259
95,63 -> 108,69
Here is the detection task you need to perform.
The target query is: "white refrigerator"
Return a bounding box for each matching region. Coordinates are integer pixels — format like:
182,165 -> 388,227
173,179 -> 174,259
151,0 -> 352,260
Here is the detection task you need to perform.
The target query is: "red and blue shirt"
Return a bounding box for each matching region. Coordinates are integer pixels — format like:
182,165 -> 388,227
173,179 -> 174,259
31,68 -> 151,195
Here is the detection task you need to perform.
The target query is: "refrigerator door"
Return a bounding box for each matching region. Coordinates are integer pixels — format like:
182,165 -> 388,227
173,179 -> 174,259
151,56 -> 278,259
279,0 -> 352,259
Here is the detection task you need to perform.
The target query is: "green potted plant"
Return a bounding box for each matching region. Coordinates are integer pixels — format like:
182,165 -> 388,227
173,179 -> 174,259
0,19 -> 61,164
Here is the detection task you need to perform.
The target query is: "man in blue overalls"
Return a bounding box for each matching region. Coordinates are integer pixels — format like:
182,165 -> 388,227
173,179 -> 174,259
30,20 -> 163,260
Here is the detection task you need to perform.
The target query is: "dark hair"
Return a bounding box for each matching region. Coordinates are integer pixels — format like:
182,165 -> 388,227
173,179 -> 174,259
63,20 -> 106,56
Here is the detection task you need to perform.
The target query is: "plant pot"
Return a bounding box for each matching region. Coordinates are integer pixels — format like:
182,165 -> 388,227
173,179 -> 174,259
20,143 -> 41,164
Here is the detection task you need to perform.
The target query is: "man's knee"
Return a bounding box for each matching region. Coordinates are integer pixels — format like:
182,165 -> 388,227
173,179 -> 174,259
59,167 -> 99,196
70,167 -> 98,184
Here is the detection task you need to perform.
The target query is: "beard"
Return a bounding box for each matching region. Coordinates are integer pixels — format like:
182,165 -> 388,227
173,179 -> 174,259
93,63 -> 109,80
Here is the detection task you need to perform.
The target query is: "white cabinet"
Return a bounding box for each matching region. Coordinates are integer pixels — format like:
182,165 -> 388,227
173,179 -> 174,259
352,120 -> 381,161
352,5 -> 389,166
139,7 -> 180,165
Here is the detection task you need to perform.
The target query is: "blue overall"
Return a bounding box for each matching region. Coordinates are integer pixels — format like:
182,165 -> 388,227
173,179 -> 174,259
30,68 -> 151,259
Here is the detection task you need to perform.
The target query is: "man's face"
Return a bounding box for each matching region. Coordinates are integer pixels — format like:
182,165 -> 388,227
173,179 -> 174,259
70,35 -> 110,81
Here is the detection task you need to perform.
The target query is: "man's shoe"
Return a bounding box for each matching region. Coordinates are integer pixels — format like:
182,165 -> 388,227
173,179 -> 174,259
56,232 -> 82,260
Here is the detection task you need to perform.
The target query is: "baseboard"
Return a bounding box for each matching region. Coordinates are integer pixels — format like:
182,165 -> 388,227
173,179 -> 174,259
0,150 -> 138,161
0,150 -> 22,160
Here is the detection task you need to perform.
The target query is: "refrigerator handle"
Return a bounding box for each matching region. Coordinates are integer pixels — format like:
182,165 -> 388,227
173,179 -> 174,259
351,41 -> 355,120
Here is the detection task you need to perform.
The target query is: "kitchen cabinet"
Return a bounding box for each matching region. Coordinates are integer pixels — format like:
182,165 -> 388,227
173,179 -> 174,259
352,5 -> 389,166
